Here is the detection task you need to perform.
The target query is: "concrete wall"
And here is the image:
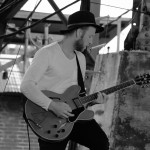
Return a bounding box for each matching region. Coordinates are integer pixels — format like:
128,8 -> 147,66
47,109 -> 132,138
0,93 -> 39,150
81,51 -> 150,150
112,51 -> 150,150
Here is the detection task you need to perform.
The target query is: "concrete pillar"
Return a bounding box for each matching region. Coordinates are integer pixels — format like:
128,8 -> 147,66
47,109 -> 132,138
44,24 -> 50,45
135,0 -> 150,51
23,21 -> 30,73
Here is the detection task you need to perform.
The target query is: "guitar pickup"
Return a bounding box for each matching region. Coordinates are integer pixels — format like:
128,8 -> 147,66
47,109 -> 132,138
72,97 -> 82,108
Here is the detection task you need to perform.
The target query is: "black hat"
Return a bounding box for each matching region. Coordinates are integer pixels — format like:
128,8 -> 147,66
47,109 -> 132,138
60,11 -> 104,34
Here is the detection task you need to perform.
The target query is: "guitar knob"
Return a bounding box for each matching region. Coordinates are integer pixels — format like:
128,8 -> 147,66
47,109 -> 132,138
55,134 -> 59,138
61,129 -> 65,132
47,130 -> 51,134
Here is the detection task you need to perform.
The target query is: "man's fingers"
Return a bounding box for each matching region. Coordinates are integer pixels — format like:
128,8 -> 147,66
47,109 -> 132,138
65,111 -> 74,117
63,114 -> 68,118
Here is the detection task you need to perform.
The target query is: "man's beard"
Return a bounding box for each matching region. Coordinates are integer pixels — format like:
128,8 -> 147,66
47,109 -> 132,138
74,38 -> 84,52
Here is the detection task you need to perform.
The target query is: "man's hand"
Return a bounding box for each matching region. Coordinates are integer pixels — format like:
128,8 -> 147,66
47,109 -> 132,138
86,92 -> 108,107
95,92 -> 108,104
48,101 -> 74,118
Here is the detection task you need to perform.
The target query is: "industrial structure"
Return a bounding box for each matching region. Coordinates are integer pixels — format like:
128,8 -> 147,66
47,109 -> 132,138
0,0 -> 150,150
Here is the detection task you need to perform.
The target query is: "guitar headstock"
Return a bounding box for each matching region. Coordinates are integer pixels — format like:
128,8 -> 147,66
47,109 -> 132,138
134,73 -> 150,88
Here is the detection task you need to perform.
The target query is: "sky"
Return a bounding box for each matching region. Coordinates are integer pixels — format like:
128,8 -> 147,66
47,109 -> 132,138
99,24 -> 131,54
21,0 -> 133,18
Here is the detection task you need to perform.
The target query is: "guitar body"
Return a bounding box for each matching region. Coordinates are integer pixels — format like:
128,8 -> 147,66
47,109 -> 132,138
24,85 -> 94,142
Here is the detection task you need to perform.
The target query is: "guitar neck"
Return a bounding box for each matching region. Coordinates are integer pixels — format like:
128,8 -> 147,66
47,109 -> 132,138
80,79 -> 136,105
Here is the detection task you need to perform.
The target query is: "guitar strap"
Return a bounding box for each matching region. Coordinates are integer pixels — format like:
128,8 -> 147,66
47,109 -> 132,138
75,52 -> 96,107
75,52 -> 86,97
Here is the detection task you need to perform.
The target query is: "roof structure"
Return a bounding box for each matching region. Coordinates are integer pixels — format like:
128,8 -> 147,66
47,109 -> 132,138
0,56 -> 23,93
0,0 -> 132,94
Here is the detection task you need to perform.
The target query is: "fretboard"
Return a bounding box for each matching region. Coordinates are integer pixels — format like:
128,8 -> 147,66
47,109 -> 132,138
80,79 -> 136,105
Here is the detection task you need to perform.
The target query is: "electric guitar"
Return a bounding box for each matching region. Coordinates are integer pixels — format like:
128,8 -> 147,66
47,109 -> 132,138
24,73 -> 150,142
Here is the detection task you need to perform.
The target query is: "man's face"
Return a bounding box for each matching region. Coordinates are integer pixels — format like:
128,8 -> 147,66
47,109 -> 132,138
74,26 -> 96,52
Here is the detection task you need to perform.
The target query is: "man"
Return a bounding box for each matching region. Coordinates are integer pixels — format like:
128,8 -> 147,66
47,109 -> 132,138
21,11 -> 109,150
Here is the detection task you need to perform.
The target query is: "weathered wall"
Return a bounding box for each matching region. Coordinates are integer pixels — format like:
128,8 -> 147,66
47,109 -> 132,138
135,0 -> 150,51
0,93 -> 39,150
81,51 -> 150,150
113,51 -> 150,150
90,52 -> 121,137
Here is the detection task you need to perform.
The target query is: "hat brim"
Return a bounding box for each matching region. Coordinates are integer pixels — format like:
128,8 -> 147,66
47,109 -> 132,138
60,24 -> 104,34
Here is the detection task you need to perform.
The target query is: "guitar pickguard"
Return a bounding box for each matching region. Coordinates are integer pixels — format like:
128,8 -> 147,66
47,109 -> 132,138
68,107 -> 85,122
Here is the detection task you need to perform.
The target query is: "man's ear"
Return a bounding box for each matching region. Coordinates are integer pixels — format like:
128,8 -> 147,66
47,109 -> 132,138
76,28 -> 83,38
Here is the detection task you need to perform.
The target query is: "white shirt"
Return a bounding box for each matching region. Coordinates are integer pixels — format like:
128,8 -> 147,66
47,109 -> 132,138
20,42 -> 86,110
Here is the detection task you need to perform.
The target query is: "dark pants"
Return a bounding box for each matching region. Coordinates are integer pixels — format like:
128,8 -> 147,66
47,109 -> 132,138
38,119 -> 109,150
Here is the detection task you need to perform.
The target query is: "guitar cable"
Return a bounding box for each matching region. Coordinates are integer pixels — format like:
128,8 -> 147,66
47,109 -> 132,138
26,124 -> 31,150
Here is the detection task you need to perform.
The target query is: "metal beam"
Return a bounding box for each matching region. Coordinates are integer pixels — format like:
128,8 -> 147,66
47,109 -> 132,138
0,21 -> 7,52
47,0 -> 67,26
80,0 -> 90,11
0,0 -> 28,51
0,56 -> 23,72
0,49 -> 37,72
0,0 -> 28,21
7,10 -> 67,36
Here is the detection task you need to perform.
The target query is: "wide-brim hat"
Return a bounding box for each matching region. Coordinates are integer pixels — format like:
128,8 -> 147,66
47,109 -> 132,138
60,11 -> 104,34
